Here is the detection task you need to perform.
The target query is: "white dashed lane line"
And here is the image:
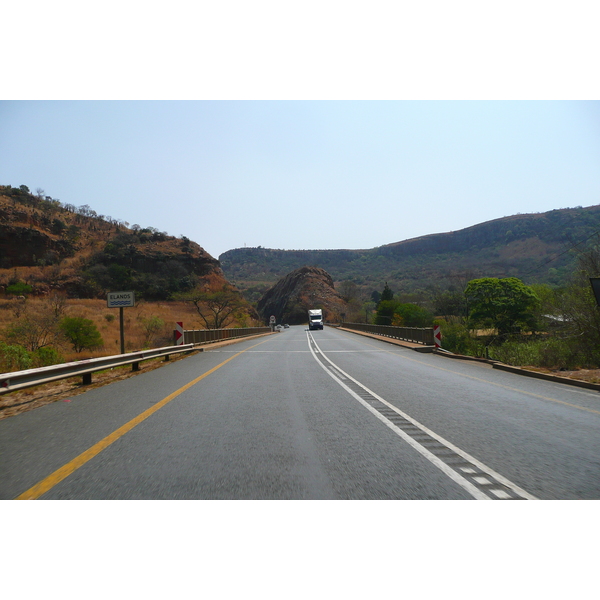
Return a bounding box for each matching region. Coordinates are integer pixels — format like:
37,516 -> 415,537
307,331 -> 538,500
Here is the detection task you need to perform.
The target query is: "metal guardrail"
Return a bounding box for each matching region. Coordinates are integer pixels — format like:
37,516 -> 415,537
341,322 -> 434,346
179,326 -> 271,345
1,326 -> 274,395
0,344 -> 195,395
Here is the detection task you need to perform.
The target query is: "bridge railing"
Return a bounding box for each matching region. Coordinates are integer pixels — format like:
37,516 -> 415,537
179,326 -> 271,345
341,322 -> 434,346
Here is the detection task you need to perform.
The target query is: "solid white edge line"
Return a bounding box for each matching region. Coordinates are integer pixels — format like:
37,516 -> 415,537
308,331 -> 538,501
307,332 -> 489,500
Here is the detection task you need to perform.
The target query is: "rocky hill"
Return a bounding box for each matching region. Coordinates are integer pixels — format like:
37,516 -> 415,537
256,266 -> 348,325
220,204 -> 600,297
0,185 -> 228,301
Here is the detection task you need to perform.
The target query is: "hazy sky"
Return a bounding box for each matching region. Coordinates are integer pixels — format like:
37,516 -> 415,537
2,100 -> 599,259
3,3 -> 600,262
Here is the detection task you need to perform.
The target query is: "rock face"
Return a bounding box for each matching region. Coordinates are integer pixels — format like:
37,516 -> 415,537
256,266 -> 348,325
0,188 -> 229,300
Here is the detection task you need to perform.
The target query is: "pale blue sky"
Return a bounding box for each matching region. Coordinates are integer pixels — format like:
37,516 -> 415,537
2,101 -> 599,259
3,3 -> 600,260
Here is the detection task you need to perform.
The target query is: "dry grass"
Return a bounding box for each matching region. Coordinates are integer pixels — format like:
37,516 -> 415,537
0,297 -> 213,362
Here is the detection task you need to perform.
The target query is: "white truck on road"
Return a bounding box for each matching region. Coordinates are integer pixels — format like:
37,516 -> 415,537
308,309 -> 324,330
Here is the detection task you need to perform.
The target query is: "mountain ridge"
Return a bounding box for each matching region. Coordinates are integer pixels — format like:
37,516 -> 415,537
219,204 -> 600,298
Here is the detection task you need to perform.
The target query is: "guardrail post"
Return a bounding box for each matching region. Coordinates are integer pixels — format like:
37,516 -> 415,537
82,373 -> 92,385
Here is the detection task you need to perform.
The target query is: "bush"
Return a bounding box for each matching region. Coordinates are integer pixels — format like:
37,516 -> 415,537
487,337 -> 581,370
437,320 -> 485,356
6,281 -> 33,297
0,342 -> 32,372
32,346 -> 64,367
60,317 -> 104,353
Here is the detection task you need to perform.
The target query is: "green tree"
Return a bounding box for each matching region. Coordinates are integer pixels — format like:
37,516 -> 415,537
60,317 -> 104,353
380,282 -> 394,303
374,300 -> 396,325
374,282 -> 396,324
465,277 -> 539,336
392,303 -> 434,327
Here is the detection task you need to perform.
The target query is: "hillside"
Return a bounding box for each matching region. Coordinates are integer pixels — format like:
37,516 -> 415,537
256,266 -> 348,325
220,205 -> 600,298
0,185 -> 230,302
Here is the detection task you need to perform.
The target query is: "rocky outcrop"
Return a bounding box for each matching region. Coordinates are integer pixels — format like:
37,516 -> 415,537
0,189 -> 229,300
0,223 -> 76,268
256,266 -> 348,325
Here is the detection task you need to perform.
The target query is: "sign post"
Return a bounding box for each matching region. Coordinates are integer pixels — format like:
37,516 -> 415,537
107,291 -> 135,354
269,315 -> 276,331
590,278 -> 600,306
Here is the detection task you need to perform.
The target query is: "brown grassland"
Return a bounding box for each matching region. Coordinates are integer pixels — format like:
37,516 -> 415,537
0,297 -> 209,361
0,296 -> 244,420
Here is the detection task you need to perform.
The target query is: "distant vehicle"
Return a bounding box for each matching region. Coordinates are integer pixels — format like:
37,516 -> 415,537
308,309 -> 323,330
284,324 -> 289,328
276,324 -> 284,331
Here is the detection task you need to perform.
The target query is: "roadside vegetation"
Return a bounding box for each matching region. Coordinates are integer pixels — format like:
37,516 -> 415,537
340,240 -> 600,373
0,295 -> 231,373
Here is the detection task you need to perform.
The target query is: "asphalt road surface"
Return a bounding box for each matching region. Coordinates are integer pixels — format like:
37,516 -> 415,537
2,325 -> 599,499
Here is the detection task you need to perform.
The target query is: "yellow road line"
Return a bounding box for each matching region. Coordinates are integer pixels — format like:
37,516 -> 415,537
337,330 -> 600,416
16,339 -> 270,500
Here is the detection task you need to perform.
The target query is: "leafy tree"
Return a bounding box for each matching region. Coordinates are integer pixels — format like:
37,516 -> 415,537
374,282 -> 396,324
338,280 -> 358,302
380,282 -> 394,303
5,295 -> 67,351
60,317 -> 104,353
392,303 -> 434,327
464,277 -> 539,336
429,286 -> 468,319
374,300 -> 396,324
178,285 -> 246,329
548,241 -> 600,366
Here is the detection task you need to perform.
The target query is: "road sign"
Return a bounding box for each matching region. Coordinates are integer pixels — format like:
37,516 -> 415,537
107,291 -> 135,308
175,322 -> 184,345
270,315 -> 276,323
434,325 -> 442,348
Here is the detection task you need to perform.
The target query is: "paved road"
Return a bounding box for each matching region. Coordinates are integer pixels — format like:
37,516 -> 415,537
2,325 -> 599,499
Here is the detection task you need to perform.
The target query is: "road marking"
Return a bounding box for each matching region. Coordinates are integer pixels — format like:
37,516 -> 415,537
491,489 -> 511,499
473,476 -> 492,485
336,330 -> 600,416
16,339 -> 271,500
307,331 -> 537,500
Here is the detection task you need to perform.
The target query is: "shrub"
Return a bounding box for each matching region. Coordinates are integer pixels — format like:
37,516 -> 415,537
6,281 -> 33,297
487,337 -> 581,370
60,317 -> 104,353
0,342 -> 32,372
437,320 -> 485,356
32,346 -> 64,367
